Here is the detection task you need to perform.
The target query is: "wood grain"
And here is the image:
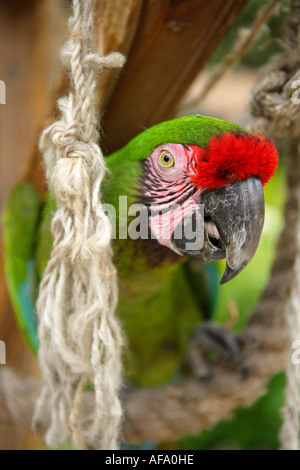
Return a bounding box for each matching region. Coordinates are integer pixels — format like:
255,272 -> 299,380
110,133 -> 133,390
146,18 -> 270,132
102,0 -> 249,152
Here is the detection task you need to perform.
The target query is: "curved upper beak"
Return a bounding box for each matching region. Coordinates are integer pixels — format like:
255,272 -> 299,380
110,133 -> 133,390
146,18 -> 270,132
170,177 -> 265,284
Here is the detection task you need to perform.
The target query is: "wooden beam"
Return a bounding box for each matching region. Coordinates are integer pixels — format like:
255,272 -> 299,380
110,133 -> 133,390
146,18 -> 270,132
102,0 -> 249,152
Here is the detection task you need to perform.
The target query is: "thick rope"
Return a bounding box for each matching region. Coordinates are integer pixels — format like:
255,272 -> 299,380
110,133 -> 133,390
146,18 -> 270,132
250,1 -> 300,137
278,143 -> 300,450
34,0 -> 125,450
250,0 -> 300,450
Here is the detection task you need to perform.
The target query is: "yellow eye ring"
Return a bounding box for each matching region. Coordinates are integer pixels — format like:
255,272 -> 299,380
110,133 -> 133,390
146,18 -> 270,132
159,150 -> 175,169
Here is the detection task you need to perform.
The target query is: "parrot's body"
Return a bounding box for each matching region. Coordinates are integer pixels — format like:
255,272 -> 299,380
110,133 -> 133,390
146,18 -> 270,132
2,115 -> 278,387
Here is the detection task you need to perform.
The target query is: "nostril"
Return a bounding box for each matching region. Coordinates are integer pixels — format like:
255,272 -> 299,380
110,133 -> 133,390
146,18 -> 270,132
208,234 -> 223,250
204,217 -> 222,249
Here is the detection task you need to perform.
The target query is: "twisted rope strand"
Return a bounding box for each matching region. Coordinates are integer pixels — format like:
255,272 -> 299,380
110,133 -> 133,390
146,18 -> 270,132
34,0 -> 125,450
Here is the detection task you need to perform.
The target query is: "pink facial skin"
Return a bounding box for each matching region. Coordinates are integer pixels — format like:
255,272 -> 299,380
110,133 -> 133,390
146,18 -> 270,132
143,144 -> 202,253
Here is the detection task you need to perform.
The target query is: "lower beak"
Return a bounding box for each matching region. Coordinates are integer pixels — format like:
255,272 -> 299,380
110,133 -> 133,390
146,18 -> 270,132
170,177 -> 265,284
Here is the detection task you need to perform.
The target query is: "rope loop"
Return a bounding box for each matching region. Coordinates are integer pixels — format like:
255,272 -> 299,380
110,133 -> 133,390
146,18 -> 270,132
34,0 -> 125,450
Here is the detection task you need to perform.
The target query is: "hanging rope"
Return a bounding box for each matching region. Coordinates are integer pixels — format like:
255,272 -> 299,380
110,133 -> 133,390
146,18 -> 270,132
250,0 -> 300,450
278,170 -> 300,450
34,0 -> 125,450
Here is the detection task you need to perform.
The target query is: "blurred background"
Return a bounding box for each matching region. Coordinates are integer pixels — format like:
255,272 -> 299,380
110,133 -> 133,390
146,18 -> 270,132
0,0 -> 290,449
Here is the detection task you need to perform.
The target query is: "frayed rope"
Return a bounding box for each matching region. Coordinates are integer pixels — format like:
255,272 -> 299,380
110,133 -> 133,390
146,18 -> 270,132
33,0 -> 125,450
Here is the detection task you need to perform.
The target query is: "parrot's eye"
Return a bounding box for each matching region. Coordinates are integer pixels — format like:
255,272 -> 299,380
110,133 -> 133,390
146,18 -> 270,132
158,150 -> 174,169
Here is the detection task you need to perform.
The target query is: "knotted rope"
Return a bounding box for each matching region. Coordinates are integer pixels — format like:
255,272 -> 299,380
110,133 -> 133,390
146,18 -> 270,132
34,0 -> 125,450
250,0 -> 300,450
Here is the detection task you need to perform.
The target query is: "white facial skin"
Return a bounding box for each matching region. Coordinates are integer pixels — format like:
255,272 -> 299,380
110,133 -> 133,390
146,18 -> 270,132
143,144 -> 202,252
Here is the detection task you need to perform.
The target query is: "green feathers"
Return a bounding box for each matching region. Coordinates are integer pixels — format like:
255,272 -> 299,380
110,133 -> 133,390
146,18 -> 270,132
107,115 -> 244,167
2,182 -> 42,353
2,115 -> 236,383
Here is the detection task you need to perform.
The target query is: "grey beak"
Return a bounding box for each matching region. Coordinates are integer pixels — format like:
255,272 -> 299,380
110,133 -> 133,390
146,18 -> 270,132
200,177 -> 265,284
170,177 -> 265,284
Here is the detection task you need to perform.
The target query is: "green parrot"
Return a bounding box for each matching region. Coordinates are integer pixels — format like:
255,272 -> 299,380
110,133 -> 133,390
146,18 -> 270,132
2,115 -> 278,388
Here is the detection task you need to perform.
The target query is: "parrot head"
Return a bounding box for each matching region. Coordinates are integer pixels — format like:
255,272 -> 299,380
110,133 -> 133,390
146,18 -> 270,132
108,115 -> 278,283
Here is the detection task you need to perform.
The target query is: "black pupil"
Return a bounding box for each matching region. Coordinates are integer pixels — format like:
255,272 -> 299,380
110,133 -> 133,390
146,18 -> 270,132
164,154 -> 171,163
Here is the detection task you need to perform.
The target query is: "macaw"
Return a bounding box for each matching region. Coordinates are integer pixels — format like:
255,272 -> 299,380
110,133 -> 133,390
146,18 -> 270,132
2,115 -> 278,388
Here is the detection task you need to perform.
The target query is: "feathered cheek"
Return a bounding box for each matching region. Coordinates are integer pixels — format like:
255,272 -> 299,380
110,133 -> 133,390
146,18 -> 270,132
188,133 -> 279,190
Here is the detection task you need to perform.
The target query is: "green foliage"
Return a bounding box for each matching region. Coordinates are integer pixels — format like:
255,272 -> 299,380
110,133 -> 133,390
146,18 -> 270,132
182,373 -> 286,450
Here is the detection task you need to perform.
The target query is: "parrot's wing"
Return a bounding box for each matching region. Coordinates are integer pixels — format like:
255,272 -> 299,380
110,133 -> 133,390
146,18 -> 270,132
182,259 -> 220,320
2,182 -> 43,353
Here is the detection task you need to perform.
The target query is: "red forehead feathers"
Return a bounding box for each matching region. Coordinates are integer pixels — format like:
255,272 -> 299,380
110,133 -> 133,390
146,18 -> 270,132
188,132 -> 278,190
